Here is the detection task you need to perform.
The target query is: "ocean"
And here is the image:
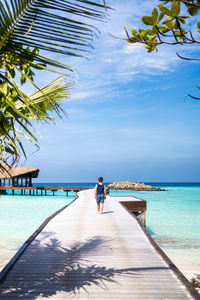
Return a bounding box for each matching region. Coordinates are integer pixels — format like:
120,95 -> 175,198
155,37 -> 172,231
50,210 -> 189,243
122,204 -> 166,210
0,192 -> 75,271
0,182 -> 199,280
110,182 -> 200,279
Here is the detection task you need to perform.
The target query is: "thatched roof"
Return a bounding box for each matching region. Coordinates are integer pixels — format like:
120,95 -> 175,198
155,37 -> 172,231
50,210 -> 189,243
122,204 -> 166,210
0,165 -> 39,179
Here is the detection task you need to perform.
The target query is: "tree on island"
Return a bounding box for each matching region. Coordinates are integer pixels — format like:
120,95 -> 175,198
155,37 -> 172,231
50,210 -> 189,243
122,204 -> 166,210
0,0 -> 108,170
124,0 -> 200,97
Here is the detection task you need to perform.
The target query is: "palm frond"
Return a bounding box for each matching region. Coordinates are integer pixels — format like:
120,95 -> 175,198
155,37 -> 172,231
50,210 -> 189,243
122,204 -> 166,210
1,76 -> 70,164
17,76 -> 70,118
0,0 -> 109,167
0,0 -> 109,68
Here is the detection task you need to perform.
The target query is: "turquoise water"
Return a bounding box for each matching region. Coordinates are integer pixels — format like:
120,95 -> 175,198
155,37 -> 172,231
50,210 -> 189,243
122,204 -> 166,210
110,186 -> 200,245
0,192 -> 74,270
0,183 -> 200,276
110,184 -> 200,271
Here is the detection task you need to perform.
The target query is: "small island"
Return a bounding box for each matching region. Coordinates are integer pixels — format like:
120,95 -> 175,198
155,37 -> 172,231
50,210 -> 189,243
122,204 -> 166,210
107,181 -> 165,191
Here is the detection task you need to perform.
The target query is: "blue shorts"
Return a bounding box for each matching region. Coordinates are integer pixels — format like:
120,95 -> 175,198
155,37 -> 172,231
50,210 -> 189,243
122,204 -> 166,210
96,194 -> 105,204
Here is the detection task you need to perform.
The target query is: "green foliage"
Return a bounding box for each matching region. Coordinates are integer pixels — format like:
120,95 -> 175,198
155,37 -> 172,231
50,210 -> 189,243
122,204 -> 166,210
0,48 -> 71,164
0,0 -> 108,166
126,0 -> 199,52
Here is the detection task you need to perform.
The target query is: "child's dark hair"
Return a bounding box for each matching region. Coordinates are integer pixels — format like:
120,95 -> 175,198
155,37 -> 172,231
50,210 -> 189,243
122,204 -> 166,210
98,177 -> 103,183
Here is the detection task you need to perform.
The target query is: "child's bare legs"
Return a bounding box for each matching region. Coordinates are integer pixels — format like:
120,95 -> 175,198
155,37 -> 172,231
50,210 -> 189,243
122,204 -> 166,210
97,203 -> 100,213
100,202 -> 104,214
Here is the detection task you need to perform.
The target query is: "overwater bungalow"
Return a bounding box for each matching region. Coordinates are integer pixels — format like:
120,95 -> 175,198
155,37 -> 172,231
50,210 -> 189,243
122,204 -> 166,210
0,166 -> 90,196
0,165 -> 39,187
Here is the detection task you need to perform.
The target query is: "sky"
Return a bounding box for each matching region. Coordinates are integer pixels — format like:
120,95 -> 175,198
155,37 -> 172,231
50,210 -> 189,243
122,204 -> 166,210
23,0 -> 200,183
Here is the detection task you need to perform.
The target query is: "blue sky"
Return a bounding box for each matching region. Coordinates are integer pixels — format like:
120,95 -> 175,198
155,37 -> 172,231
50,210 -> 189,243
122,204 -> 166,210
24,0 -> 200,183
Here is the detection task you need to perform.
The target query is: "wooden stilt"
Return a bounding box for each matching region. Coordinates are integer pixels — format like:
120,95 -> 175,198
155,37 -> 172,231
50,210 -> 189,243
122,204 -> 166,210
0,187 -> 91,197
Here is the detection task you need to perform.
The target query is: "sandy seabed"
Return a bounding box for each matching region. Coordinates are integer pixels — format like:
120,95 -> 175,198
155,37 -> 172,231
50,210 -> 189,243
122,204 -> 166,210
163,247 -> 200,282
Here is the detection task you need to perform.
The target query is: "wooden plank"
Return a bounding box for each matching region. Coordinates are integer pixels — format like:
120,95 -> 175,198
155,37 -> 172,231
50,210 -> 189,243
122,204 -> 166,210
0,294 -> 191,300
0,190 -> 198,300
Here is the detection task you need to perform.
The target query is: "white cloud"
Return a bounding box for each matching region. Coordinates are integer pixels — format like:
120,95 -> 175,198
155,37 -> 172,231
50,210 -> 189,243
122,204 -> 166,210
69,80 -> 118,102
64,0 -> 188,94
49,0 -> 195,103
71,91 -> 98,101
123,43 -> 144,54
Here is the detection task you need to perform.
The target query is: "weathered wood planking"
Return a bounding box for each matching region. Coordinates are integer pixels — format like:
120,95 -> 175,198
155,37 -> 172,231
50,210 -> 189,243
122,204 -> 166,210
0,190 -> 199,300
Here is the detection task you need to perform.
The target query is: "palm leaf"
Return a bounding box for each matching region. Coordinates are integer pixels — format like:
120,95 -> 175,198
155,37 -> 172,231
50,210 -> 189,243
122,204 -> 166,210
0,0 -> 109,167
0,0 -> 109,68
17,76 -> 70,120
1,76 -> 70,164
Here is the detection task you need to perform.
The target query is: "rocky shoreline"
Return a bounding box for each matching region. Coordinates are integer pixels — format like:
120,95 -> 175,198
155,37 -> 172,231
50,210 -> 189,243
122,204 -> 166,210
107,181 -> 165,191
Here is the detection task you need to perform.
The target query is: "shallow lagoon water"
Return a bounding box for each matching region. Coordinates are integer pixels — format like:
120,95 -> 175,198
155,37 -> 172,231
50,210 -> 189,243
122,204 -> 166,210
0,191 -> 74,270
110,185 -> 200,276
0,183 -> 199,279
110,186 -> 200,242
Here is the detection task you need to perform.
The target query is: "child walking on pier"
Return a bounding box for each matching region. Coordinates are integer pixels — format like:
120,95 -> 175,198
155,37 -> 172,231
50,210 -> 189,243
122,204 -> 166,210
95,177 -> 106,214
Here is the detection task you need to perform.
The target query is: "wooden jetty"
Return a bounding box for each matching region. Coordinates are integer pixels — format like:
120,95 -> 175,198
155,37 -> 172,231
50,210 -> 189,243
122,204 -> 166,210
0,186 -> 92,196
0,189 -> 199,299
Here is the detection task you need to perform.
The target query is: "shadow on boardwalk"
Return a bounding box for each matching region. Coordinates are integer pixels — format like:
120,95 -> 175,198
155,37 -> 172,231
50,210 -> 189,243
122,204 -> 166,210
0,234 -> 168,299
